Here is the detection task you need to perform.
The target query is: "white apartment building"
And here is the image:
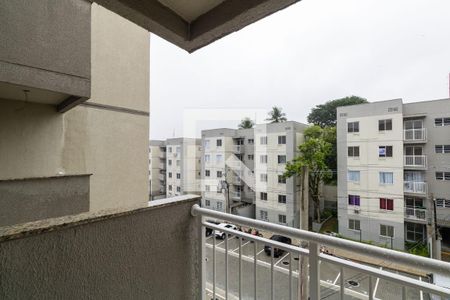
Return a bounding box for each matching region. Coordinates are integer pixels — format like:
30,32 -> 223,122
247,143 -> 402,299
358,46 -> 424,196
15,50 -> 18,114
254,122 -> 307,227
201,128 -> 255,215
149,140 -> 166,200
165,138 -> 202,197
337,98 -> 450,251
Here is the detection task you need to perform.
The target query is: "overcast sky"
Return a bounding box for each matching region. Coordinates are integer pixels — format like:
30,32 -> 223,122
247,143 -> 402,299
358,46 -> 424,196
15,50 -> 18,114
150,0 -> 450,140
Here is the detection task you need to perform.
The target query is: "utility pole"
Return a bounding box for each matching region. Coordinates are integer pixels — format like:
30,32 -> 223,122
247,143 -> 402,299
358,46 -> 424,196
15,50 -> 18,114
431,193 -> 442,260
299,166 -> 309,299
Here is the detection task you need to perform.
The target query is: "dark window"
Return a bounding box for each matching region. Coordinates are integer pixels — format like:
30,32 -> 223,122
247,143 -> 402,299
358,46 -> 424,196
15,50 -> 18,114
348,146 -> 360,157
278,195 -> 287,203
380,198 -> 394,211
278,175 -> 286,184
435,145 -> 450,153
278,136 -> 286,144
436,172 -> 450,181
217,171 -> 222,178
216,139 -> 222,147
176,173 -> 181,179
205,170 -> 210,177
378,119 -> 392,131
347,122 -> 359,133
379,146 -> 393,157
260,192 -> 268,200
348,195 -> 360,206
278,155 -> 286,164
435,117 -> 450,127
168,172 -> 172,178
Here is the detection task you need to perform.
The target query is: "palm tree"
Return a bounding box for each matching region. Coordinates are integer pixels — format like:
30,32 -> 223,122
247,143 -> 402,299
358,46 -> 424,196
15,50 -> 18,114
238,117 -> 255,129
266,106 -> 287,123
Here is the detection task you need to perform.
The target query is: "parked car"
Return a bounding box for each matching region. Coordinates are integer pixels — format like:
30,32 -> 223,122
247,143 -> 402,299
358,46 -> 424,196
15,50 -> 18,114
214,223 -> 238,239
264,235 -> 292,258
205,220 -> 219,237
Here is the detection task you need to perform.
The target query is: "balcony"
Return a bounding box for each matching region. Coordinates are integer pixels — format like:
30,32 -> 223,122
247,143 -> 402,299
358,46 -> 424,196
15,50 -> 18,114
404,128 -> 427,142
404,155 -> 427,168
193,205 -> 450,299
231,191 -> 242,200
405,207 -> 427,221
404,181 -> 427,194
233,145 -> 245,154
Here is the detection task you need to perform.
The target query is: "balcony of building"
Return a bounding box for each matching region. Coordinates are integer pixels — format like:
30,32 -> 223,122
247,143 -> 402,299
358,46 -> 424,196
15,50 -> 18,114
404,181 -> 428,195
1,196 -> 450,298
403,128 -> 427,143
404,155 -> 427,169
404,206 -> 427,222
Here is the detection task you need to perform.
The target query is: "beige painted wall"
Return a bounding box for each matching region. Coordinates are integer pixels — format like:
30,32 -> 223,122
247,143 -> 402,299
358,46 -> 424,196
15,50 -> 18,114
0,4 -> 150,220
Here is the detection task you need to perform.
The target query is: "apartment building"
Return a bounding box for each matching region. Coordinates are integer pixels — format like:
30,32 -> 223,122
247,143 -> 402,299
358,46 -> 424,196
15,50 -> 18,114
149,140 -> 166,200
337,98 -> 450,251
254,122 -> 308,227
201,128 -> 255,214
165,138 -> 202,197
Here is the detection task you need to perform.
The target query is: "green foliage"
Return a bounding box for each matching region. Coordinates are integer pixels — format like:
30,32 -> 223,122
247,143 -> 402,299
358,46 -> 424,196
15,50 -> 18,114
266,106 -> 287,123
284,125 -> 333,222
307,95 -> 368,128
238,117 -> 255,129
408,243 -> 430,257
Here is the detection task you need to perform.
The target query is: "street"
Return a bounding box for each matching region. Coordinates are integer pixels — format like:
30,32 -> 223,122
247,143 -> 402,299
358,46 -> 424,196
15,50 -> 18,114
205,235 -> 428,300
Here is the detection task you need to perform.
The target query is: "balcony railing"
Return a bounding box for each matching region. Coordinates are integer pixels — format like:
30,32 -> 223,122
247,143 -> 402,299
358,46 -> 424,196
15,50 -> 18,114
233,145 -> 245,154
192,204 -> 450,300
405,207 -> 427,221
231,191 -> 241,200
404,155 -> 427,168
404,128 -> 426,142
404,181 -> 427,194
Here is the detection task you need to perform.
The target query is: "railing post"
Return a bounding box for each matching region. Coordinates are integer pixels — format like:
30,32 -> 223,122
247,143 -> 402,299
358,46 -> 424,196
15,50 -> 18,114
309,242 -> 320,300
199,214 -> 206,300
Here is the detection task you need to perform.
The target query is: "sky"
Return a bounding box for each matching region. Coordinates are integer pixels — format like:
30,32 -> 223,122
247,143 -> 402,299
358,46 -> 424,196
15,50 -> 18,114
150,0 -> 450,140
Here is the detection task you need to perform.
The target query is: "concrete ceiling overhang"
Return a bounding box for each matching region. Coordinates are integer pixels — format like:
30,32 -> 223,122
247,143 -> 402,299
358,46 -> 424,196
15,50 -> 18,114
91,0 -> 300,53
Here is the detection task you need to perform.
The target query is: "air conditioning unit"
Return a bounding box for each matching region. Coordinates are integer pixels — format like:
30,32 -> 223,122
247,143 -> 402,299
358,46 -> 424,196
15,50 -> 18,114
354,208 -> 360,214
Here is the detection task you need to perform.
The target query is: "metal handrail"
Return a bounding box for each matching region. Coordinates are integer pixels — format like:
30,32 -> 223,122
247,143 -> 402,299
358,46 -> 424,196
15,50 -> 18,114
192,204 -> 450,299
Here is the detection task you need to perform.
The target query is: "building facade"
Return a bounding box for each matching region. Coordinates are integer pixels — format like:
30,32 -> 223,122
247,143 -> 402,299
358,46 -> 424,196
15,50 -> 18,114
337,98 -> 450,250
165,138 -> 202,197
149,140 -> 166,200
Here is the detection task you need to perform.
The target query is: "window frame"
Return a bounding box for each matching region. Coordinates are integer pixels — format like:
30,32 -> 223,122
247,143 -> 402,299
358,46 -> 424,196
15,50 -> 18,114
378,145 -> 393,158
380,224 -> 394,238
378,119 -> 393,131
379,198 -> 394,211
348,219 -> 360,231
278,155 -> 287,164
278,194 -> 287,204
278,135 -> 287,145
347,121 -> 359,133
260,192 -> 268,200
348,146 -> 360,157
348,194 -> 360,206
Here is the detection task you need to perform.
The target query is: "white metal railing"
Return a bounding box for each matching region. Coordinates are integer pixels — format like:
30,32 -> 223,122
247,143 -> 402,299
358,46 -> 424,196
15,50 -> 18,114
404,128 -> 426,141
191,204 -> 450,300
231,191 -> 241,199
233,145 -> 244,153
404,155 -> 427,168
404,181 -> 427,194
405,207 -> 427,220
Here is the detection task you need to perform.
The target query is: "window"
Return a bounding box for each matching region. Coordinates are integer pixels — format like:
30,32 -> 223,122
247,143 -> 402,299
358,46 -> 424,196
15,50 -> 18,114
217,171 -> 222,178
176,186 -> 181,192
204,140 -> 210,149
248,154 -> 254,160
205,185 -> 210,192
380,224 -> 394,238
278,214 -> 287,224
176,147 -> 181,153
437,199 -> 450,208
379,172 -> 394,184
205,170 -> 210,177
434,117 -> 450,127
348,219 -> 360,231
378,119 -> 392,131
217,202 -> 223,211
216,154 -> 223,163
176,173 -> 181,179
380,198 -> 394,211
260,136 -> 268,145
260,192 -> 268,200
260,210 -> 268,221
204,155 -> 210,163
168,185 -> 172,191
348,195 -> 360,206
248,139 -> 254,144
388,107 -> 398,112
347,122 -> 359,133
278,155 -> 286,164
378,146 -> 393,157
278,136 -> 286,144
278,175 -> 286,184
205,200 -> 210,207
168,172 -> 172,178
348,146 -> 360,157
176,160 -> 180,167
278,195 -> 287,204
217,186 -> 222,193
406,223 -> 424,242
168,147 -> 172,153
216,139 -> 222,147
435,145 -> 450,153
347,171 -> 360,182
168,160 -> 172,166
260,155 -> 268,164
436,172 -> 450,181
260,173 -> 268,182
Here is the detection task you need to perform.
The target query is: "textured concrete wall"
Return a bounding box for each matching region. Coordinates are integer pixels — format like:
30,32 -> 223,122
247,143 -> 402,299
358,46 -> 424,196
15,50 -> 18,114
0,196 -> 201,299
0,0 -> 91,98
0,175 -> 90,227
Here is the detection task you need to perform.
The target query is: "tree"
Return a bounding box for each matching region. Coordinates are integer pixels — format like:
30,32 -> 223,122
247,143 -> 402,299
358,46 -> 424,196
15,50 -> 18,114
266,106 -> 287,123
238,117 -> 255,129
307,96 -> 367,128
283,126 -> 333,223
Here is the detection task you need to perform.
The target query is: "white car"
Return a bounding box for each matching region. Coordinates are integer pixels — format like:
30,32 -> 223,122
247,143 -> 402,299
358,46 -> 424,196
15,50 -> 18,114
214,223 -> 238,239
